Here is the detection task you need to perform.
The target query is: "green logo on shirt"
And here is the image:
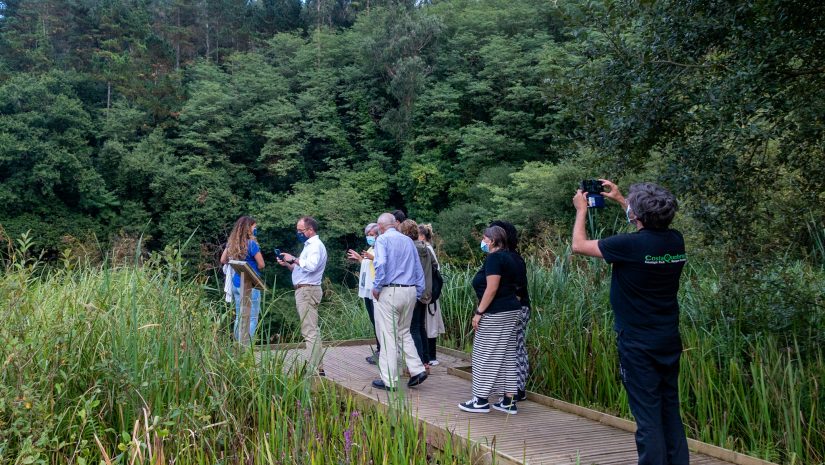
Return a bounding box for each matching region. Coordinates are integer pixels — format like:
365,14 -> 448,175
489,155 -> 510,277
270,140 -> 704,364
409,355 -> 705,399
644,253 -> 687,264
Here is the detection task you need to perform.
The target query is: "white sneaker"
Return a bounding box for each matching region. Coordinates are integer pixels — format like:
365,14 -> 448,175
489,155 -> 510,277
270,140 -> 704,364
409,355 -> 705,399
429,359 -> 440,366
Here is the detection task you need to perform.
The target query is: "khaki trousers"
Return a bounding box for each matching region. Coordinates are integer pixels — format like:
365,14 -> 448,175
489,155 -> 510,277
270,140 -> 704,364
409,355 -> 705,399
296,286 -> 323,370
374,286 -> 425,387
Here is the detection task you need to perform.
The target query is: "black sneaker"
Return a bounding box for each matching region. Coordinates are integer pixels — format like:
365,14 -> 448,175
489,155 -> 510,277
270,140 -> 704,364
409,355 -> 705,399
407,371 -> 428,387
515,389 -> 527,402
492,397 -> 518,415
366,353 -> 379,365
458,398 -> 490,413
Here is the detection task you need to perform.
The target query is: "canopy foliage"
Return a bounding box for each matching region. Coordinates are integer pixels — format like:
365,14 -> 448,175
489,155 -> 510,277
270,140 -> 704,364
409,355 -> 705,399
0,0 -> 822,267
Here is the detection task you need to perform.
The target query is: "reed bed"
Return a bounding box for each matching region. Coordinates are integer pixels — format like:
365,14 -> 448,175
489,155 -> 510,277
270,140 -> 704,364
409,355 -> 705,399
434,254 -> 825,465
255,247 -> 825,464
0,257 -> 475,464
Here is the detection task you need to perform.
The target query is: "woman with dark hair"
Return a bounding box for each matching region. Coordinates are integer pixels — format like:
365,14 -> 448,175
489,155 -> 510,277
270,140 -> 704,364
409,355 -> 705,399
220,216 -> 265,342
459,225 -> 522,415
419,224 -> 445,365
490,220 -> 530,401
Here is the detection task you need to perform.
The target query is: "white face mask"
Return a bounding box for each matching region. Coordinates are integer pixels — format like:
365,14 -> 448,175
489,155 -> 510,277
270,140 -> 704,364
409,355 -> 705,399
626,205 -> 636,224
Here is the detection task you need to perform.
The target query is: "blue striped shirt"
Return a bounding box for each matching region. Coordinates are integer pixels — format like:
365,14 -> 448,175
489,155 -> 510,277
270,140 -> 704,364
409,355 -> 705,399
373,227 -> 425,299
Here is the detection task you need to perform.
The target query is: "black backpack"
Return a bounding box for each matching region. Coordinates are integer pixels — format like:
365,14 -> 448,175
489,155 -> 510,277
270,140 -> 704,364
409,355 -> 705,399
429,251 -> 444,302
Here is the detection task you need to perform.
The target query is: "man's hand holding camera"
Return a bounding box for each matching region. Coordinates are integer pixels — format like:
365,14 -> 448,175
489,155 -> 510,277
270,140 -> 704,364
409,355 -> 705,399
600,179 -> 626,208
572,179 -> 626,258
574,179 -> 626,212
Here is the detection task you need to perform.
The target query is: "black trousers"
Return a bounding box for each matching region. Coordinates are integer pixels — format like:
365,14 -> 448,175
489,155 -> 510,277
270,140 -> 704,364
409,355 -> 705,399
410,301 -> 427,364
618,334 -> 689,465
364,297 -> 379,353
427,337 -> 437,362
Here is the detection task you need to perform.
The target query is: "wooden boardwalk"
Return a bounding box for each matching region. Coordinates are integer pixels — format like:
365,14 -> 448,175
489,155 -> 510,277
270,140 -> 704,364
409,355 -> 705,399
275,342 -> 775,465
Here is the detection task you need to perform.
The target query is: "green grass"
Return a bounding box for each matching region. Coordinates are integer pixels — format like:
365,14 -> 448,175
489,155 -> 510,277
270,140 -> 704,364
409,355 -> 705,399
0,253 -> 477,465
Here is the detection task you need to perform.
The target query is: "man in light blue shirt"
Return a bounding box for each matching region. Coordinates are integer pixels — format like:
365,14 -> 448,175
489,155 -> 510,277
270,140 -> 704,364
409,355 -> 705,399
370,213 -> 427,391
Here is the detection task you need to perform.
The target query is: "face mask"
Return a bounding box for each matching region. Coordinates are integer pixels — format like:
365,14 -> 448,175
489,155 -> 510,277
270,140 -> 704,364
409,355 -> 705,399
366,236 -> 376,246
626,205 -> 635,225
297,232 -> 308,243
252,227 -> 258,236
480,240 -> 490,253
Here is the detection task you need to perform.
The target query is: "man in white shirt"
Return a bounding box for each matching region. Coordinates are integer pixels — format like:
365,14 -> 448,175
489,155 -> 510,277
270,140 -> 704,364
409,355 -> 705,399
279,216 -> 328,375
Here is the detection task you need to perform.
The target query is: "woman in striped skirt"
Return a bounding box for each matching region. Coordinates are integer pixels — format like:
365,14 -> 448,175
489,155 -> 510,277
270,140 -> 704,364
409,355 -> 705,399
490,220 -> 531,402
458,225 -> 523,415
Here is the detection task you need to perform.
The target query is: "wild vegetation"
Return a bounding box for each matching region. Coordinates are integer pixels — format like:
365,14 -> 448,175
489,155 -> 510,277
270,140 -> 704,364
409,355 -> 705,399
1,0 -> 822,269
0,242 -> 477,465
1,0 -> 824,464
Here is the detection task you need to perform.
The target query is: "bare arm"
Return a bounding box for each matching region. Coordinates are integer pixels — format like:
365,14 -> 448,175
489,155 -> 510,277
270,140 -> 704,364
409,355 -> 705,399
254,251 -> 265,270
477,274 -> 501,313
220,247 -> 229,265
571,190 -> 603,258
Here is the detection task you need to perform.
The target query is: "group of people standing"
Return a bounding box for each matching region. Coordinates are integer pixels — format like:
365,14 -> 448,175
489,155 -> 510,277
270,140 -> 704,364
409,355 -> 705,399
348,211 -> 441,391
217,210 -> 531,414
348,210 -> 445,373
219,178 -> 689,465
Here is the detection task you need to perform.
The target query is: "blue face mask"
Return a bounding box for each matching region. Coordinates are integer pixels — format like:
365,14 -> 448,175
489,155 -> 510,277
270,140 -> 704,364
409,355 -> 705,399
366,236 -> 376,246
480,240 -> 490,253
297,232 -> 308,243
253,227 -> 258,236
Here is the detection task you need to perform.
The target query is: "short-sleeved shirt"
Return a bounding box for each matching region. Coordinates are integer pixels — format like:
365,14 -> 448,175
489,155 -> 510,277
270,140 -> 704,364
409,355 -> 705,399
508,251 -> 531,309
232,240 -> 261,288
472,251 -> 522,314
597,229 -> 687,345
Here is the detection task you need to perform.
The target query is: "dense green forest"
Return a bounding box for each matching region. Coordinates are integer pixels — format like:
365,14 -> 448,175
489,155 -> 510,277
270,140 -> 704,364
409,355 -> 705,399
2,2 -> 825,463
1,0 -> 823,269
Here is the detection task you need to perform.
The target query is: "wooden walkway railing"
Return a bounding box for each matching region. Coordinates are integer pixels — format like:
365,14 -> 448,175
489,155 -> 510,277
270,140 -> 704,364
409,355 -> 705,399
271,340 -> 778,465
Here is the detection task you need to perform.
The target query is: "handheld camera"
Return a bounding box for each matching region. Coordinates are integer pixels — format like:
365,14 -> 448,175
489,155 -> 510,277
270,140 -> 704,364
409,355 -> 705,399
580,179 -> 605,208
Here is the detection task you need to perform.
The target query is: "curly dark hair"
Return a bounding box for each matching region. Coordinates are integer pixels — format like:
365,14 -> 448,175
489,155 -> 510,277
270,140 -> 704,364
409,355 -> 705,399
627,183 -> 678,229
490,220 -> 518,252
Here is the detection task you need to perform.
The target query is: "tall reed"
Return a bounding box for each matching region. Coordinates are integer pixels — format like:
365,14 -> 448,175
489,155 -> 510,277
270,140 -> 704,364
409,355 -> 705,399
434,256 -> 825,464
0,257 -> 475,464
243,247 -> 825,464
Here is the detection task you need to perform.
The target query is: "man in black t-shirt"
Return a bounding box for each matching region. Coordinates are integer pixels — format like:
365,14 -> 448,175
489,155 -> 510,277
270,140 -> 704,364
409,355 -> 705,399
572,180 -> 689,465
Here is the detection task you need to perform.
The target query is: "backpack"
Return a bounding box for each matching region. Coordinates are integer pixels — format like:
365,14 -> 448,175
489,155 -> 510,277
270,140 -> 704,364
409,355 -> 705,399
429,251 -> 444,303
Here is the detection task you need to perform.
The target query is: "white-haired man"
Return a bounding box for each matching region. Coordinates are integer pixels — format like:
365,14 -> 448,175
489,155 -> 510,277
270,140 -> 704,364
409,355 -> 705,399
370,212 -> 427,391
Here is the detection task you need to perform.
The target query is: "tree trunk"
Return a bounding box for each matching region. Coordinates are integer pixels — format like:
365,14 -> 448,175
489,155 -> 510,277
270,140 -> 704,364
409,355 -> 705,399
175,8 -> 181,70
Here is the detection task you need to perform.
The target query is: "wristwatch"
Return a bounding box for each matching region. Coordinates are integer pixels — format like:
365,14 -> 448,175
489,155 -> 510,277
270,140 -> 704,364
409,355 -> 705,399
474,309 -> 484,316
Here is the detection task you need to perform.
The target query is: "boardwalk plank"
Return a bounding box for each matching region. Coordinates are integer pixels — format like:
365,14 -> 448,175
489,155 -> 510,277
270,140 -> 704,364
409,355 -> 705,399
270,343 -> 774,465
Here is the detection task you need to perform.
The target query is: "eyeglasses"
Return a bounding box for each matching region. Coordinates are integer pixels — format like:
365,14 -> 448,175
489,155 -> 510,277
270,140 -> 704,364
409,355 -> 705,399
296,227 -> 310,233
